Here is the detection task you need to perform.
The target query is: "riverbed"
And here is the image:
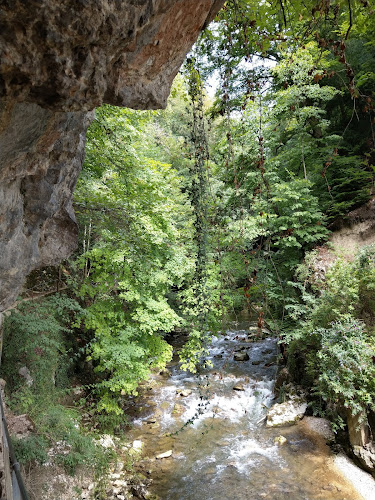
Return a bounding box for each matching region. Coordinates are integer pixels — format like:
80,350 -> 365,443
127,325 -> 374,500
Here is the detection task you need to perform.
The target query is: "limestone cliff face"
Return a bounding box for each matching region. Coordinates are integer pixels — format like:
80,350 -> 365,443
0,0 -> 224,311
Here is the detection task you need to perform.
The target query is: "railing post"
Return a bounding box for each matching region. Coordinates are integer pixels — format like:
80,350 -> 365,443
1,405 -> 13,499
0,313 -> 3,361
0,312 -> 29,500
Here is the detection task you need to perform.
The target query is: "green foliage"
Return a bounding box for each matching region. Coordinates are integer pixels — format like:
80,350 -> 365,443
39,406 -> 113,475
74,104 -> 196,416
12,435 -> 49,466
178,264 -> 223,372
291,246 -> 375,330
2,297 -> 112,474
266,42 -> 372,218
314,320 -> 375,420
214,156 -> 329,319
177,60 -> 223,371
11,403 -> 113,474
288,317 -> 375,430
284,246 -> 375,427
2,295 -> 82,395
310,258 -> 359,327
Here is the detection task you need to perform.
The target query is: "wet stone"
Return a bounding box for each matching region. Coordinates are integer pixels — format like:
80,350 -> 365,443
156,450 -> 173,459
266,392 -> 307,428
178,389 -> 192,397
172,403 -> 184,416
274,435 -> 288,445
216,440 -> 229,447
262,348 -> 274,355
159,369 -> 171,378
234,352 -> 249,361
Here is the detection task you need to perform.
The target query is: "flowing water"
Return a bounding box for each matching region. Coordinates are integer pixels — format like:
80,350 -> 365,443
128,325 -> 364,500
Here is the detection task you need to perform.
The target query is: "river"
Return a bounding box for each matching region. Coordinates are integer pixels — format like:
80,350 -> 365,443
127,323 -> 365,500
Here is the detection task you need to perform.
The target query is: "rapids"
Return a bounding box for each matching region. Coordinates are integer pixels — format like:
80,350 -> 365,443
128,326 -> 364,500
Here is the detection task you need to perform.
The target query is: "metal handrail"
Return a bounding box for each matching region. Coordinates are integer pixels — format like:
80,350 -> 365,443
0,391 -> 29,500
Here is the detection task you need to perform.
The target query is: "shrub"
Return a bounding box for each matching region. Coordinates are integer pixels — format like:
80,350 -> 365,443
313,320 -> 375,421
284,246 -> 375,429
11,435 -> 49,466
2,295 -> 82,396
1,296 -> 112,474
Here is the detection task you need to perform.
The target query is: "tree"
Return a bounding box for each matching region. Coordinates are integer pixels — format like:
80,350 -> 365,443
73,104 -> 195,419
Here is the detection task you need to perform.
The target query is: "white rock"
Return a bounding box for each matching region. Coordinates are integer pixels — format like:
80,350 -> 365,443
99,434 -> 115,448
156,450 -> 173,459
178,389 -> 192,397
113,479 -> 125,487
132,439 -> 143,451
18,366 -> 33,387
110,473 -> 122,480
115,461 -> 124,472
274,435 -> 288,445
129,439 -> 144,455
266,395 -> 307,427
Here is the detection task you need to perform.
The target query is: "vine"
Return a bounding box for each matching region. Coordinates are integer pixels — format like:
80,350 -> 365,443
179,57 -> 214,372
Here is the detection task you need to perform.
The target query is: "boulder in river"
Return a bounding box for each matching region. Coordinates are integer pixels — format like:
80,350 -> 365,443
234,352 -> 249,361
233,384 -> 245,391
266,394 -> 307,427
303,416 -> 334,441
346,410 -> 375,475
172,403 -> 184,416
248,326 -> 271,337
274,435 -> 288,445
156,450 -> 173,459
352,444 -> 375,473
178,389 -> 192,397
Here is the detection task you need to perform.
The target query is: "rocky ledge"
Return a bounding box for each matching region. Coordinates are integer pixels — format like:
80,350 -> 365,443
0,0 -> 224,312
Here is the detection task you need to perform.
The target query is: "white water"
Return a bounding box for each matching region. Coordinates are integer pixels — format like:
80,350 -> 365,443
130,328 -> 365,500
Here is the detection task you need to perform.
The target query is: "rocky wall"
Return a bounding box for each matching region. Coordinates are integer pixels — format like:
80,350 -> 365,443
0,0 -> 224,311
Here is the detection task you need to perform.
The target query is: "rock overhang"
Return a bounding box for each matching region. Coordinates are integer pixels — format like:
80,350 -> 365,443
0,0 -> 224,311
0,0 -> 223,111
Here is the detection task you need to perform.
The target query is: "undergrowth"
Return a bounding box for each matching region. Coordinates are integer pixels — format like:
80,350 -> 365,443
283,245 -> 375,430
1,295 -> 114,475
